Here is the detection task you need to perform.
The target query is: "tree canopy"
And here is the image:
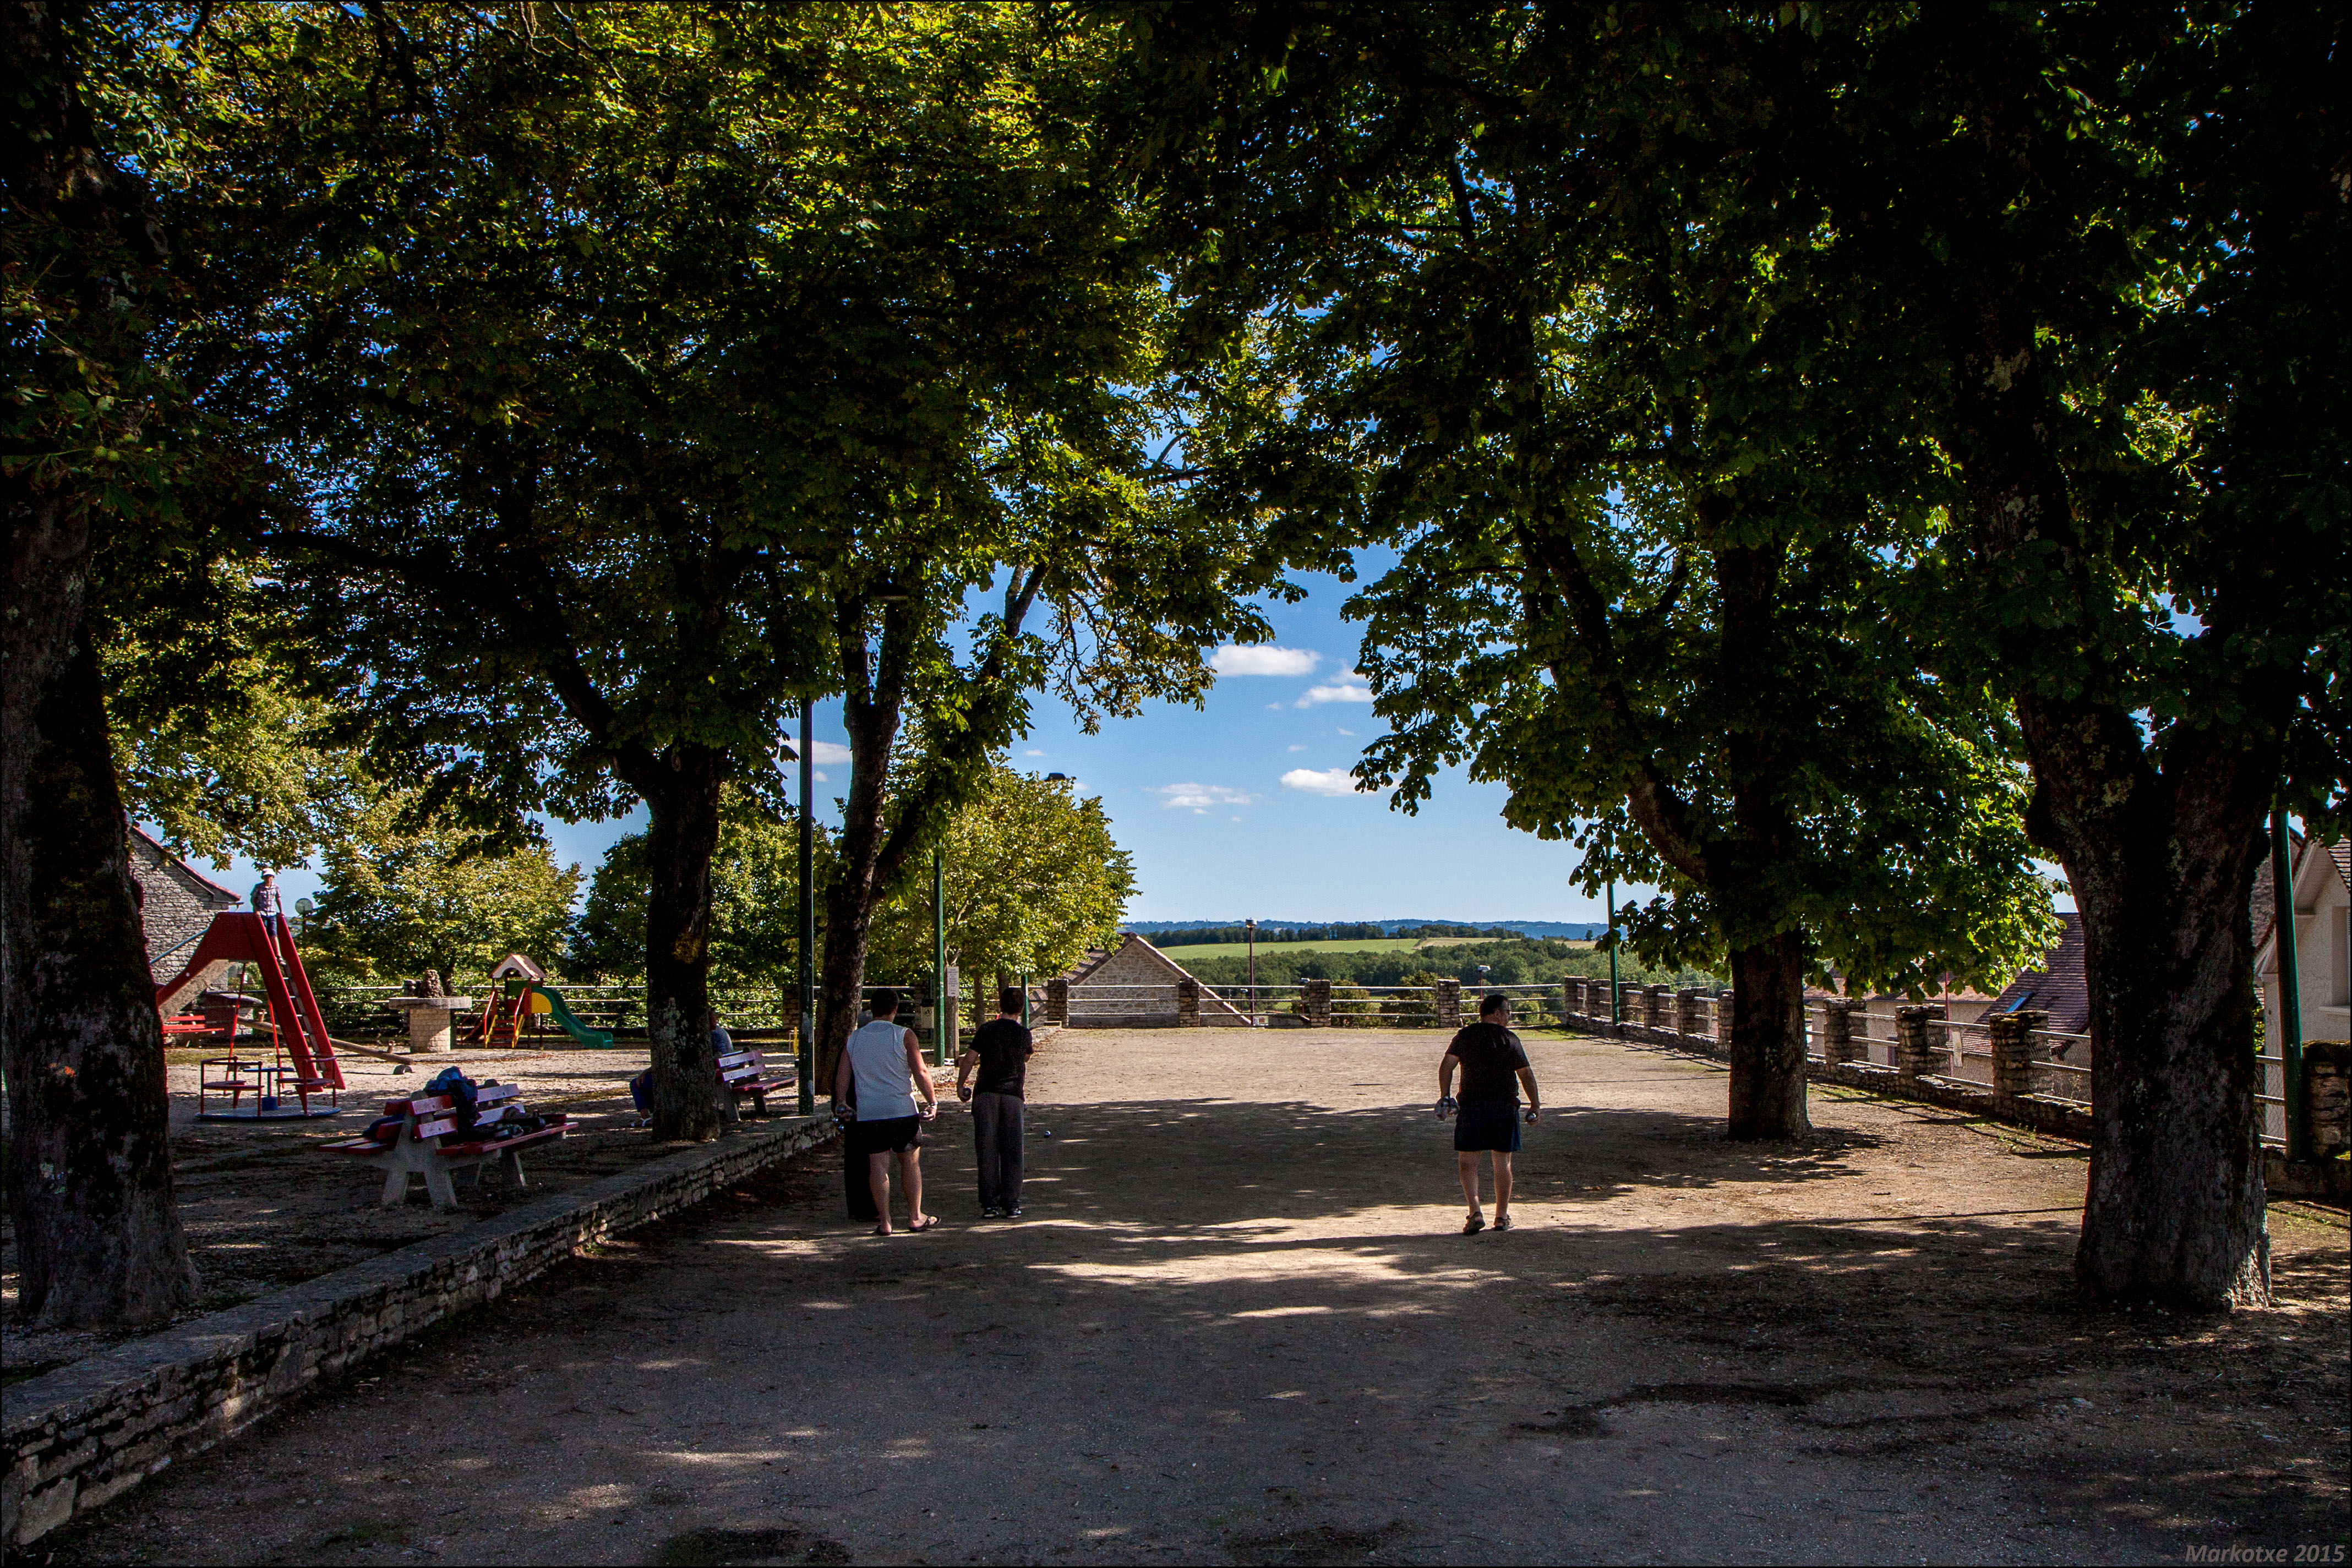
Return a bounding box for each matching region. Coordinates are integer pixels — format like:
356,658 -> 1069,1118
302,793 -> 581,986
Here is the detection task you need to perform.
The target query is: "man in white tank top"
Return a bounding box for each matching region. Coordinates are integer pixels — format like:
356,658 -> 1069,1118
833,988 -> 940,1234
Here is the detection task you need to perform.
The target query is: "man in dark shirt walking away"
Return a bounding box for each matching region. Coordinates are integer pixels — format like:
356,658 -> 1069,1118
957,987 -> 1034,1219
1438,993 -> 1540,1233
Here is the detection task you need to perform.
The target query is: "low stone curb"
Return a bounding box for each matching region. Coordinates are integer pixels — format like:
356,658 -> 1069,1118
2,1113 -> 838,1550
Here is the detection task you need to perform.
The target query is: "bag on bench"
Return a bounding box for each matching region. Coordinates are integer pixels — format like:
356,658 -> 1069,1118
423,1067 -> 481,1140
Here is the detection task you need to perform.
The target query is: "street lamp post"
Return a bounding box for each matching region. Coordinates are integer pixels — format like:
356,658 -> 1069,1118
797,702 -> 816,1117
1606,879 -> 1621,1028
2271,807 -> 2308,1160
933,845 -> 948,1068
1246,919 -> 1257,1026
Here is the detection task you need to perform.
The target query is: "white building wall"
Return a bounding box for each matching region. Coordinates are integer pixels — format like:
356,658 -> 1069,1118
2256,841 -> 2350,1143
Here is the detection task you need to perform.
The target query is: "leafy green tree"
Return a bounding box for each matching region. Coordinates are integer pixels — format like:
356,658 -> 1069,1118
572,789 -> 833,1007
163,3 -> 1268,1131
1824,6 -> 2349,1305
105,566 -> 370,872
303,794 -> 580,986
1142,8 -> 2055,1139
865,766 -> 1134,1002
3,0 -> 200,1326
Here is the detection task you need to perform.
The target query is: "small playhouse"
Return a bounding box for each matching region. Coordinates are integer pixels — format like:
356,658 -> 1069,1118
467,953 -> 614,1050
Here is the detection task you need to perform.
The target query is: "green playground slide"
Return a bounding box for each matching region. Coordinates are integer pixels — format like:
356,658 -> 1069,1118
533,985 -> 614,1048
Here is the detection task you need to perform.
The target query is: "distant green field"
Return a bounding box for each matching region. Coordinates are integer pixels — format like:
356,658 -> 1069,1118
1154,936 -> 1426,961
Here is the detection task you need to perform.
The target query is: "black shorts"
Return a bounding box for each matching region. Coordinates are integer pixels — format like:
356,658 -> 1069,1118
850,1116 -> 921,1157
1454,1100 -> 1522,1153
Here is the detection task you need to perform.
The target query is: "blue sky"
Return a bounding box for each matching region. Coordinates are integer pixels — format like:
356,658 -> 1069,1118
219,569 -> 1625,924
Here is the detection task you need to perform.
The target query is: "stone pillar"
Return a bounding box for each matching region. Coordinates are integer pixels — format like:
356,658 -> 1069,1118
1676,988 -> 1700,1039
1045,977 -> 1069,1025
1714,991 -> 1732,1039
388,997 -> 470,1054
1176,977 -> 1200,1027
1988,1007 -> 2045,1109
1302,978 -> 1331,1027
1636,985 -> 1662,1032
2306,1046 -> 2350,1159
1895,1004 -> 1941,1085
1434,978 -> 1462,1029
1564,979 -> 1584,1025
1819,999 -> 1862,1066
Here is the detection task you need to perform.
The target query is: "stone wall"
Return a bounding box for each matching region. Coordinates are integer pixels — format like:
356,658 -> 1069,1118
3,1116 -> 837,1550
1553,990 -> 2351,1199
126,828 -> 239,977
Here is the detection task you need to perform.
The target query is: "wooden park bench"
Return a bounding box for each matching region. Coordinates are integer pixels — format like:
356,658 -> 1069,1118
720,1045 -> 796,1117
321,1082 -> 567,1209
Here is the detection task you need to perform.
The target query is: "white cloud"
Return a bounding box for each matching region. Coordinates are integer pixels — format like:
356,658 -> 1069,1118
1335,728 -> 1355,737
1148,782 -> 1258,815
1295,678 -> 1373,707
1288,744 -> 1307,752
1281,768 -> 1361,797
812,771 -> 830,783
1213,644 -> 1322,677
1022,748 -> 1047,757
805,740 -> 854,765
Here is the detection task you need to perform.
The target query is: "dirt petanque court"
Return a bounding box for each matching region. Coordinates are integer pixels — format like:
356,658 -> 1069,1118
35,1027 -> 2349,1566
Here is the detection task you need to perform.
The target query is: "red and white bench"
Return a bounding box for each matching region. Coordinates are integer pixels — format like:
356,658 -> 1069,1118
720,1046 -> 795,1117
321,1083 -> 567,1209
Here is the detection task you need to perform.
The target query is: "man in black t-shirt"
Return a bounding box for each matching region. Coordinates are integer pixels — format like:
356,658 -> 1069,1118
1438,993 -> 1540,1233
956,987 -> 1035,1218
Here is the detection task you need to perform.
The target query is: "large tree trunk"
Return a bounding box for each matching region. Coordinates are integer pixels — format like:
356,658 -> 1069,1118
2,0 -> 199,1327
812,571 -> 1044,1092
1713,540 -> 1810,1140
1955,285 -> 2272,1306
636,747 -> 727,1141
2024,713 -> 2273,1307
3,510 -> 200,1326
1724,931 -> 1811,1141
814,609 -> 907,1094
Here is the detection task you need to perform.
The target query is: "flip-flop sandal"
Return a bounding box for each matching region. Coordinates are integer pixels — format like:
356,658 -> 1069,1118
1493,1215 -> 1513,1232
870,1225 -> 891,1237
908,1216 -> 941,1233
1462,1215 -> 1485,1234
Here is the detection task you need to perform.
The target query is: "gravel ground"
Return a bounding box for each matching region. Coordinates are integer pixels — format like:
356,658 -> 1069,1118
30,1026 -> 2349,1566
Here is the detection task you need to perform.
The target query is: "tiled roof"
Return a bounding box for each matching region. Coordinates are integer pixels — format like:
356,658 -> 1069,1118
1983,913 -> 2090,1036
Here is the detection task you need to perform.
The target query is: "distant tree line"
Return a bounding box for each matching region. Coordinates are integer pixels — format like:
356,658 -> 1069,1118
1180,938 -> 1709,993
1144,921 -> 1521,947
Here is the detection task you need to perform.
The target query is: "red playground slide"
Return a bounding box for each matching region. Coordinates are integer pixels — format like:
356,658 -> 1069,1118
153,912 -> 345,1091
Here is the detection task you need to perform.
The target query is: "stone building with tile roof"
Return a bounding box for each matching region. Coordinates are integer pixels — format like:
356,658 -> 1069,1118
125,822 -> 243,982
1055,933 -> 1251,1027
